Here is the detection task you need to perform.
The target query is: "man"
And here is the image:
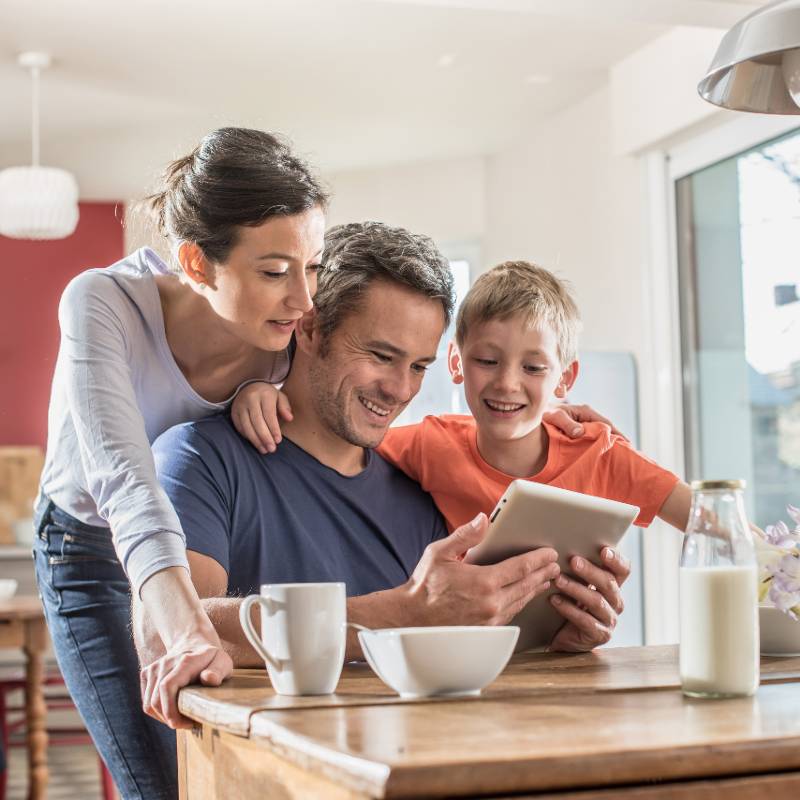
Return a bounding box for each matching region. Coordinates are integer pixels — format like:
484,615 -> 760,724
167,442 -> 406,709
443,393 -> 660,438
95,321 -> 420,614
139,222 -> 630,727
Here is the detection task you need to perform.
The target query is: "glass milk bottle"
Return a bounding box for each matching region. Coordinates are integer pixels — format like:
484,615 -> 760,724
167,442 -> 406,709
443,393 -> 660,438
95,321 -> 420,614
679,480 -> 759,698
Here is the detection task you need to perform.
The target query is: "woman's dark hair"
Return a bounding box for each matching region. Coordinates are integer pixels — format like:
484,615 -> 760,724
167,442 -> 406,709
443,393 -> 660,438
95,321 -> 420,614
147,127 -> 328,264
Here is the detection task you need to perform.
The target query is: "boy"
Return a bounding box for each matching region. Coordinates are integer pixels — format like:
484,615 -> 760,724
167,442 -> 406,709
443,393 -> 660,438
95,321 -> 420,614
377,261 -> 691,534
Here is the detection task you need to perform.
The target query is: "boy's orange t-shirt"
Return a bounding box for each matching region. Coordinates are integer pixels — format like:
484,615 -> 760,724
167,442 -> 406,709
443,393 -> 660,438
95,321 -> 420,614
377,415 -> 679,532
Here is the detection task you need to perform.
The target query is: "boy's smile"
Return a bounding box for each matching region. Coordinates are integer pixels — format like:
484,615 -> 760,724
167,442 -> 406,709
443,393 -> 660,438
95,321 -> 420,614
450,314 -> 577,476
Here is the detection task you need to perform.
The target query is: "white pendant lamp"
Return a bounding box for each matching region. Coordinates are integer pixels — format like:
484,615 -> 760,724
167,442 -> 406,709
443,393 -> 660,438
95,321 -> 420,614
0,52 -> 79,240
698,0 -> 800,114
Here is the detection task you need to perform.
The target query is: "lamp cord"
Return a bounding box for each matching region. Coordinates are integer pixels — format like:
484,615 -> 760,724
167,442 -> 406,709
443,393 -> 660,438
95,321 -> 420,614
30,64 -> 40,167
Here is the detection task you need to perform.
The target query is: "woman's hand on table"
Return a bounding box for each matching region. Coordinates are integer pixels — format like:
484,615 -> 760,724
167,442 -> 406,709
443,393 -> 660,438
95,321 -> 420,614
547,547 -> 630,652
140,633 -> 233,729
543,404 -> 628,441
231,381 -> 292,454
135,567 -> 234,729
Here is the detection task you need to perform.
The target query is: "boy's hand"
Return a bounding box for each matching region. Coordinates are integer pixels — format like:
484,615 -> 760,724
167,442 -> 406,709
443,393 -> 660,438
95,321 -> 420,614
543,404 -> 629,441
231,381 -> 293,454
547,547 -> 630,652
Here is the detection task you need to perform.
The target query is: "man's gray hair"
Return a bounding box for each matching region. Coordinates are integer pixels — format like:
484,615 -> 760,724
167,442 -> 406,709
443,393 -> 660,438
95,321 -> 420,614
314,221 -> 455,342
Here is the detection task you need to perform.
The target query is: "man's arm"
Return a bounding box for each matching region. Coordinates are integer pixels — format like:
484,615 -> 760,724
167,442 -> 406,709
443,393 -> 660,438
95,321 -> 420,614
136,550 -> 269,669
186,551 -> 270,668
181,515 -> 561,665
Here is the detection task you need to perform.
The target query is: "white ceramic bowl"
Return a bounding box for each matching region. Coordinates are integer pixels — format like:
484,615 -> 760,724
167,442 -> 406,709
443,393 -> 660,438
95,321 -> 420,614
760,605 -> 800,656
358,625 -> 519,698
0,579 -> 18,601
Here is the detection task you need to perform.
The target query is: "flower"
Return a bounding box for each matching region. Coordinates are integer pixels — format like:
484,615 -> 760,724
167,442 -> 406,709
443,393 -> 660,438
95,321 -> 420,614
758,505 -> 800,620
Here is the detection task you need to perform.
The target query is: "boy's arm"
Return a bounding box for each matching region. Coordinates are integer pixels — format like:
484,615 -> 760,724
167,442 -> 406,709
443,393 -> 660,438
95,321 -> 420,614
656,481 -> 692,532
544,404 -> 629,440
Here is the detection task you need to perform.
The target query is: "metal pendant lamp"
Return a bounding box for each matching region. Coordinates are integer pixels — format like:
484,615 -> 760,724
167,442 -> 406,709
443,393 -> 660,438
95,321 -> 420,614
0,52 -> 79,240
699,0 -> 800,114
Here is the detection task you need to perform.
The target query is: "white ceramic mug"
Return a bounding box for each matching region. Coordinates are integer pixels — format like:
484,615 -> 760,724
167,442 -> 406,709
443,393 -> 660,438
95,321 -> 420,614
239,582 -> 346,695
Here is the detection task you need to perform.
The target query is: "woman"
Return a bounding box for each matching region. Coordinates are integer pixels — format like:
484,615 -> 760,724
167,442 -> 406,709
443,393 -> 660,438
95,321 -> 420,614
33,127 -> 327,800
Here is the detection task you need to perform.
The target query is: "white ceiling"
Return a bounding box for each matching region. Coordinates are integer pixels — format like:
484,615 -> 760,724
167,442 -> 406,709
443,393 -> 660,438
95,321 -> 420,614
0,0 -> 760,199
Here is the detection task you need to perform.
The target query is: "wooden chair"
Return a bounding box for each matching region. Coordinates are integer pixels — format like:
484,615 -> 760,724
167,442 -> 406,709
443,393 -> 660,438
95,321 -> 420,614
0,673 -> 115,800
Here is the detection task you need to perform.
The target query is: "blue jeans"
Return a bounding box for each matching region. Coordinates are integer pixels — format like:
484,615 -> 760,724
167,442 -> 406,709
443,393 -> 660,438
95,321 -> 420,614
33,497 -> 177,800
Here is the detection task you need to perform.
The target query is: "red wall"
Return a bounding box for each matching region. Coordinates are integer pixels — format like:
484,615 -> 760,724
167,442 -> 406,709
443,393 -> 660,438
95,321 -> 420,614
0,203 -> 124,447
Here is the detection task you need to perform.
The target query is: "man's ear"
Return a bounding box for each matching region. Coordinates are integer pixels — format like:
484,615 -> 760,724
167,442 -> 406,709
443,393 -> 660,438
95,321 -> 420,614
448,341 -> 464,385
554,360 -> 579,399
294,309 -> 318,354
176,242 -> 214,289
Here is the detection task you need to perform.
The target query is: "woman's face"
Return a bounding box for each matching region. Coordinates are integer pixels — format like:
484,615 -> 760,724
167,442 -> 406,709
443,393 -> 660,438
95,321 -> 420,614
203,205 -> 326,352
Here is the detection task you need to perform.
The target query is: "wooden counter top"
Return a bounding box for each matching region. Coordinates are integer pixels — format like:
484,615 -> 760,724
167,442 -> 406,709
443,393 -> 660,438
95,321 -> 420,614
178,644 -> 800,735
177,645 -> 800,799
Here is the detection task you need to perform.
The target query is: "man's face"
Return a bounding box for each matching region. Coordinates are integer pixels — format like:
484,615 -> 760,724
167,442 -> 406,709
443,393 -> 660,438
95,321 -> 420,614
308,280 -> 446,448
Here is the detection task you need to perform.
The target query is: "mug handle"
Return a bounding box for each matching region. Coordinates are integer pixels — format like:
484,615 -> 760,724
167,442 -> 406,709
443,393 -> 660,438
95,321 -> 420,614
239,595 -> 283,673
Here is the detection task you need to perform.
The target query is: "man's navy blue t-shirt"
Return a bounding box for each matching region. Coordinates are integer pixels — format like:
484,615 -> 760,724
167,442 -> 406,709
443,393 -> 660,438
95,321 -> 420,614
153,415 -> 447,597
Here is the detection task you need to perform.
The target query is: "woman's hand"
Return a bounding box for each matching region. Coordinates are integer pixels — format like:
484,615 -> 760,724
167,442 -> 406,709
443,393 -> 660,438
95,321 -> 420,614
134,567 -> 234,729
231,382 -> 293,454
543,403 -> 628,440
139,631 -> 233,729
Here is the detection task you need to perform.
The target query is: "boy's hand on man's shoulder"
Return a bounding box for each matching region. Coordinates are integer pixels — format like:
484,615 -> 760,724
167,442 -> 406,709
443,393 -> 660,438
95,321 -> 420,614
543,404 -> 629,441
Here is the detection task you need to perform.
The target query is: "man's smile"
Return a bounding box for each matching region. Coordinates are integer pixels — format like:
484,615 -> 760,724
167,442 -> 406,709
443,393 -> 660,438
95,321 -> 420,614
359,395 -> 391,418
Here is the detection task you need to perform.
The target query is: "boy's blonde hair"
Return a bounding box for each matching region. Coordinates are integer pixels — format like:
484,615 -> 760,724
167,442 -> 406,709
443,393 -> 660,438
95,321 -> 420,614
455,261 -> 581,367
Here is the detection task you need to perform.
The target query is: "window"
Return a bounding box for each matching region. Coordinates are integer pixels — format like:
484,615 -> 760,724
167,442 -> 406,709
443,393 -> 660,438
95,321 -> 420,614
393,258 -> 470,426
676,129 -> 800,526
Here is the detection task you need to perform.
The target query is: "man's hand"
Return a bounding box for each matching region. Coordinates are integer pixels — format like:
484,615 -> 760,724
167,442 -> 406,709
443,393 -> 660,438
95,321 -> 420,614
403,513 -> 560,627
548,547 -> 630,652
139,634 -> 233,729
543,404 -> 628,440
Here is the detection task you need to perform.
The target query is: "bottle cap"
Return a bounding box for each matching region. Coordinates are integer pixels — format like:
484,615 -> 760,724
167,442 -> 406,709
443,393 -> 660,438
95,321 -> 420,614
690,479 -> 746,491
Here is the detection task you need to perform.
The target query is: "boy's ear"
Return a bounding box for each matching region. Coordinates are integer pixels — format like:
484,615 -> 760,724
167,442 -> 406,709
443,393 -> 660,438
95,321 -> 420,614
294,309 -> 318,355
447,341 -> 464,385
554,360 -> 579,399
176,242 -> 214,289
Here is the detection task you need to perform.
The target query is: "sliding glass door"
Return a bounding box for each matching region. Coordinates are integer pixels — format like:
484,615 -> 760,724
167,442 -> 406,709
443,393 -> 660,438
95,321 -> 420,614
676,129 -> 800,527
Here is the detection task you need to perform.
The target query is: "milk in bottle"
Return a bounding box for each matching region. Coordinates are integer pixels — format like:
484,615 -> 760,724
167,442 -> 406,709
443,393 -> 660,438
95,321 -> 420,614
679,480 -> 759,698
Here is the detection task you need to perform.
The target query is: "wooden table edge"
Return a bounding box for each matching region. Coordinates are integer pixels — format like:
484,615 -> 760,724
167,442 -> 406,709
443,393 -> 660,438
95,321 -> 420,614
178,669 -> 800,739
244,714 -> 800,799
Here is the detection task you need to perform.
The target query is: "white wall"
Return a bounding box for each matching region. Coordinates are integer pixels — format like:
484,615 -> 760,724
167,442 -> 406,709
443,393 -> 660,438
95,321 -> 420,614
326,156 -> 486,247
484,86 -> 646,360
610,26 -> 727,156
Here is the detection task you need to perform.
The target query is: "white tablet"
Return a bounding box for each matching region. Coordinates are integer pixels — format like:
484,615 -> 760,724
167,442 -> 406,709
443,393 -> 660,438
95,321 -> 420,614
465,480 -> 639,652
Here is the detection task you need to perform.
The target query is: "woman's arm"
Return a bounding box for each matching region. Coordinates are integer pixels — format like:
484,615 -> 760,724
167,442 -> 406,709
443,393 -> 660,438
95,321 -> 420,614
58,271 -> 190,590
57,272 -> 232,726
135,567 -> 233,728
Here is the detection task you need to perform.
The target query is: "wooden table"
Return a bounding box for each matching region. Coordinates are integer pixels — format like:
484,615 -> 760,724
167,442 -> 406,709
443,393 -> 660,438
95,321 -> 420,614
177,645 -> 800,799
0,596 -> 48,800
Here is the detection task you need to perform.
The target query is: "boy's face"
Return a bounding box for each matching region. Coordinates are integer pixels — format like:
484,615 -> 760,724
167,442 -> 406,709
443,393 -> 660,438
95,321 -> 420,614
451,314 -> 577,444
